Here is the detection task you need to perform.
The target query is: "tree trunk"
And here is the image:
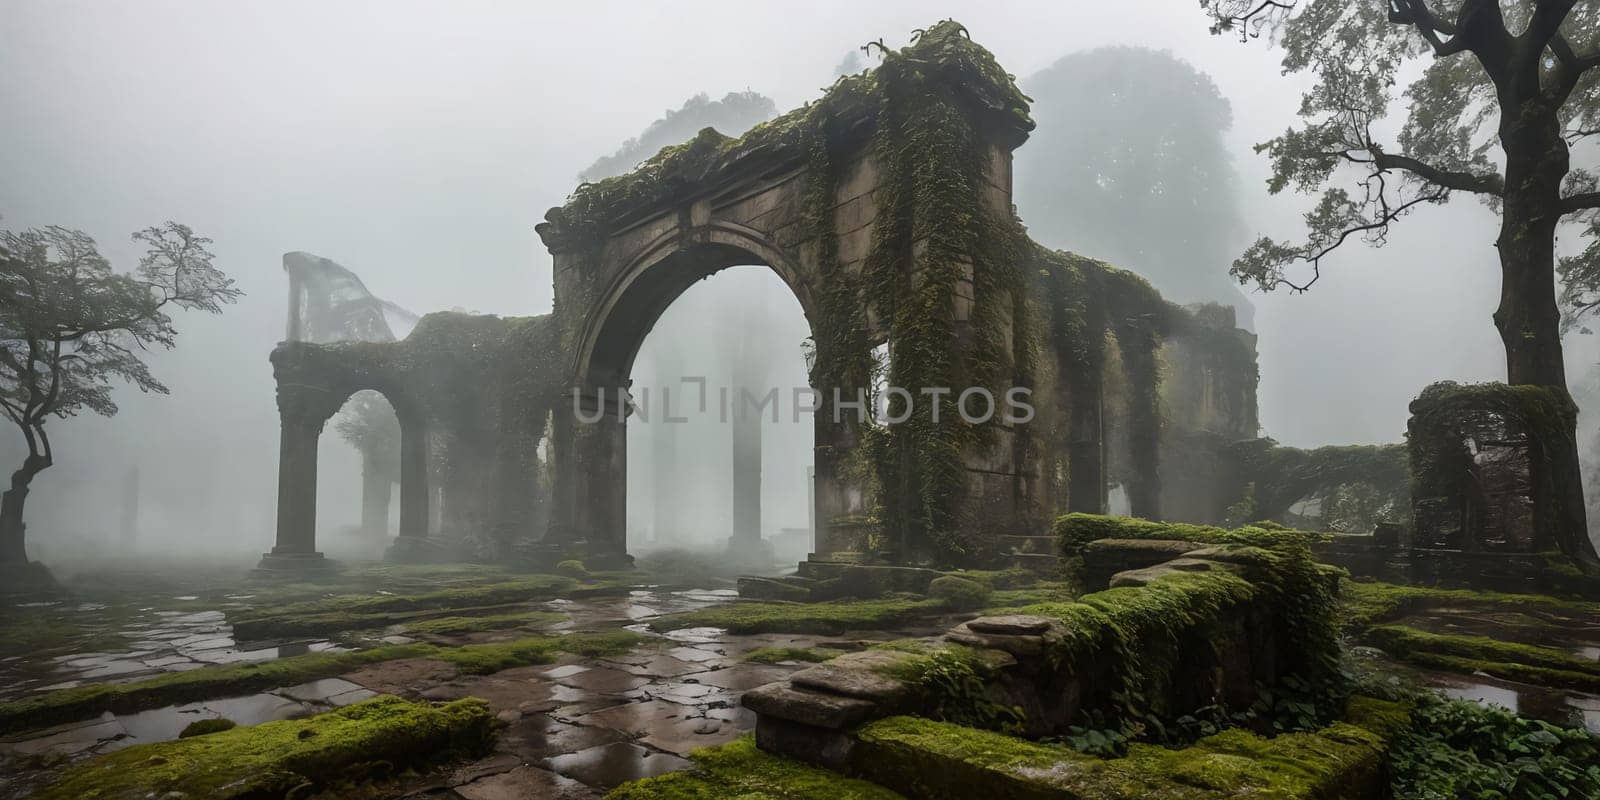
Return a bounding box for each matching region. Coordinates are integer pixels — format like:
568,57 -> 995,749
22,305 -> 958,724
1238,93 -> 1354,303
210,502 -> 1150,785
0,459 -> 44,565
1495,109 -> 1599,567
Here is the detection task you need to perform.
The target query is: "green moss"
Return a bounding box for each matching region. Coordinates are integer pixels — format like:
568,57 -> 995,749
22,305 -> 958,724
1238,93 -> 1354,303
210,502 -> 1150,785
648,598 -> 946,635
1053,513 -> 1322,559
555,559 -> 590,579
928,576 -> 992,610
0,632 -> 641,737
432,630 -> 645,674
741,647 -> 843,665
39,696 -> 494,800
1367,625 -> 1600,682
1339,580 -> 1600,629
850,706 -> 1401,799
177,717 -> 237,738
604,735 -> 905,799
1013,541 -> 1343,731
404,610 -> 566,635
981,581 -> 1077,612
0,643 -> 433,737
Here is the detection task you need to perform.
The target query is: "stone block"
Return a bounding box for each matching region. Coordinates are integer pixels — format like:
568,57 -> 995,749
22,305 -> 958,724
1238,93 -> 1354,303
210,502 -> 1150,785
741,683 -> 880,730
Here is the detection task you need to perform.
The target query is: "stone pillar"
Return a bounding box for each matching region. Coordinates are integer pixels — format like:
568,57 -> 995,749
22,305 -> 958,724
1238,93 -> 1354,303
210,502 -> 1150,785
810,411 -> 856,558
546,388 -> 632,568
386,411 -> 437,562
359,449 -> 392,541
257,414 -> 334,572
728,396 -> 767,564
1067,376 -> 1107,514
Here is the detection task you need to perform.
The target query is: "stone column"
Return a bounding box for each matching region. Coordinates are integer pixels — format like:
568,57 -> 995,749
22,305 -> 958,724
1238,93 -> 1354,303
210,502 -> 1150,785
386,411 -> 436,561
359,448 -> 392,541
1067,376 -> 1107,514
570,388 -> 632,569
257,413 -> 334,571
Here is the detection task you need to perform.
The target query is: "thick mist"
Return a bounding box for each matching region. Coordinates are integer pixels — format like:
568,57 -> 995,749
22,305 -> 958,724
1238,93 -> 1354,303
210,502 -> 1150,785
2,1 -> 1592,565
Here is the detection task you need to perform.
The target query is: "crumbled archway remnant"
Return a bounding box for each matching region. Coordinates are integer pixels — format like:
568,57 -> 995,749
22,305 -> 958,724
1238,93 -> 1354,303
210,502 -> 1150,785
259,313 -> 563,571
1408,381 -> 1598,566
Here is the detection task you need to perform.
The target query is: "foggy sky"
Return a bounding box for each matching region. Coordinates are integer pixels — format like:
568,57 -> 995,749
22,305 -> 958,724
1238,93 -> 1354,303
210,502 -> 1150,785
1,1 -> 1582,557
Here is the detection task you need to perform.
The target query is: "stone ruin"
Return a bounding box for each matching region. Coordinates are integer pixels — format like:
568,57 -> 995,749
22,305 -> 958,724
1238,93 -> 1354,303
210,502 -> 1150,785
256,21 -> 1594,585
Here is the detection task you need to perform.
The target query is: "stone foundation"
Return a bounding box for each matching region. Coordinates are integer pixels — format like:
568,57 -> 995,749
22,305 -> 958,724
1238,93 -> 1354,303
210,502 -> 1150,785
743,543 -> 1307,747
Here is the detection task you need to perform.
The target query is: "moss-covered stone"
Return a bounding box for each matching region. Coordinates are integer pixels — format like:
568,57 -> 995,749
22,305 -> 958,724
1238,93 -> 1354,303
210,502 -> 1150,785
555,559 -> 590,579
1338,579 -> 1600,630
39,696 -> 494,800
849,701 -> 1403,800
1054,513 -> 1321,559
1365,624 -> 1600,691
177,717 -> 237,738
0,631 -> 642,737
743,647 -> 844,665
928,576 -> 992,610
604,735 -> 904,799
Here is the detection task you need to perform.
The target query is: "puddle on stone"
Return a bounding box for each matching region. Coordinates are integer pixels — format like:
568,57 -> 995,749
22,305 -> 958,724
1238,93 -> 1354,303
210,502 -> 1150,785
545,741 -> 691,789
1430,673 -> 1600,734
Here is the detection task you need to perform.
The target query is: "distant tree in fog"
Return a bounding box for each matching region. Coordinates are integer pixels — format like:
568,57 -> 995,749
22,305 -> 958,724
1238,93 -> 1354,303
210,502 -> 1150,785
0,223 -> 240,578
579,91 -> 777,182
1014,47 -> 1254,326
1199,0 -> 1600,568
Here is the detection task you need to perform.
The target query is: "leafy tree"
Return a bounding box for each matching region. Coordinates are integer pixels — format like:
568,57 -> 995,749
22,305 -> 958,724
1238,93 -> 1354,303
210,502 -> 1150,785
0,223 -> 239,571
579,91 -> 777,182
1201,0 -> 1600,565
1014,47 -> 1254,326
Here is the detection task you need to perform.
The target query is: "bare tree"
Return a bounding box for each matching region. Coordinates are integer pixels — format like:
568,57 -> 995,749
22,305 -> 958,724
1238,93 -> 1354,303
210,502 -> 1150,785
1201,0 -> 1600,566
0,223 -> 240,574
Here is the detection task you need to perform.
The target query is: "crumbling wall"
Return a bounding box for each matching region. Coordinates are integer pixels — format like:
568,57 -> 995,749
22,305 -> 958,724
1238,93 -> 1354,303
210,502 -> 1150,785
1407,381 -> 1582,555
268,312 -> 563,559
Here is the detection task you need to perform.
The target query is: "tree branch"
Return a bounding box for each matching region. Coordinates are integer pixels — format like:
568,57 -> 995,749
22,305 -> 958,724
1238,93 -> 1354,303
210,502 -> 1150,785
1527,1 -> 1578,52
1564,192 -> 1600,213
1373,151 -> 1505,194
1390,0 -> 1470,56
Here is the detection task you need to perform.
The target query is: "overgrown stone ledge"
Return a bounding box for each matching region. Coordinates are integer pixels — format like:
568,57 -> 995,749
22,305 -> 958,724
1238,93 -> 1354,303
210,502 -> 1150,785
742,540 -> 1335,758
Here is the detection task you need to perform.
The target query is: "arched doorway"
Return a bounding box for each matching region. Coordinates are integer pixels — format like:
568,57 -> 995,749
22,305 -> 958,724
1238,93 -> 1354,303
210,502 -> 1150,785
549,229 -> 826,567
626,265 -> 814,566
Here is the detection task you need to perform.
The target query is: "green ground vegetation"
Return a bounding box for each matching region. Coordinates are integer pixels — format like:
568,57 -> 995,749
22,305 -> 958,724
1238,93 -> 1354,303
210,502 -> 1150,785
37,696 -> 494,800
0,630 -> 642,737
1338,580 -> 1600,629
845,698 -> 1404,800
741,647 -> 844,665
1388,694 -> 1600,800
1365,625 -> 1600,692
603,736 -> 905,800
1054,513 -> 1323,559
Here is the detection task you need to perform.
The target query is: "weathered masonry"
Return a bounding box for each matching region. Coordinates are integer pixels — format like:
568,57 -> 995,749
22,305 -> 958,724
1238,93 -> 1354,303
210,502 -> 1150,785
259,22 -> 1264,571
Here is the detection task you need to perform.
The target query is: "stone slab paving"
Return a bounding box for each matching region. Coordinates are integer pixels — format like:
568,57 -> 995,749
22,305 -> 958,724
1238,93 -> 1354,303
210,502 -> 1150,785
0,602 -> 343,701
0,585 -> 872,798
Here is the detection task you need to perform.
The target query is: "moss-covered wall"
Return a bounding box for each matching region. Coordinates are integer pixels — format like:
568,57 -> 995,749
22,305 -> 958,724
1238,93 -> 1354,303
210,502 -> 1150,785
269,20 -> 1275,568
269,311 -> 562,558
1408,380 -> 1588,560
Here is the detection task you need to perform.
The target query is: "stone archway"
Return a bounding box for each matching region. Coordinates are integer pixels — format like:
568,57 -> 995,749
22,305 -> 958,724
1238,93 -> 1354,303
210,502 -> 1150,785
256,342 -> 432,571
544,224 -> 823,567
